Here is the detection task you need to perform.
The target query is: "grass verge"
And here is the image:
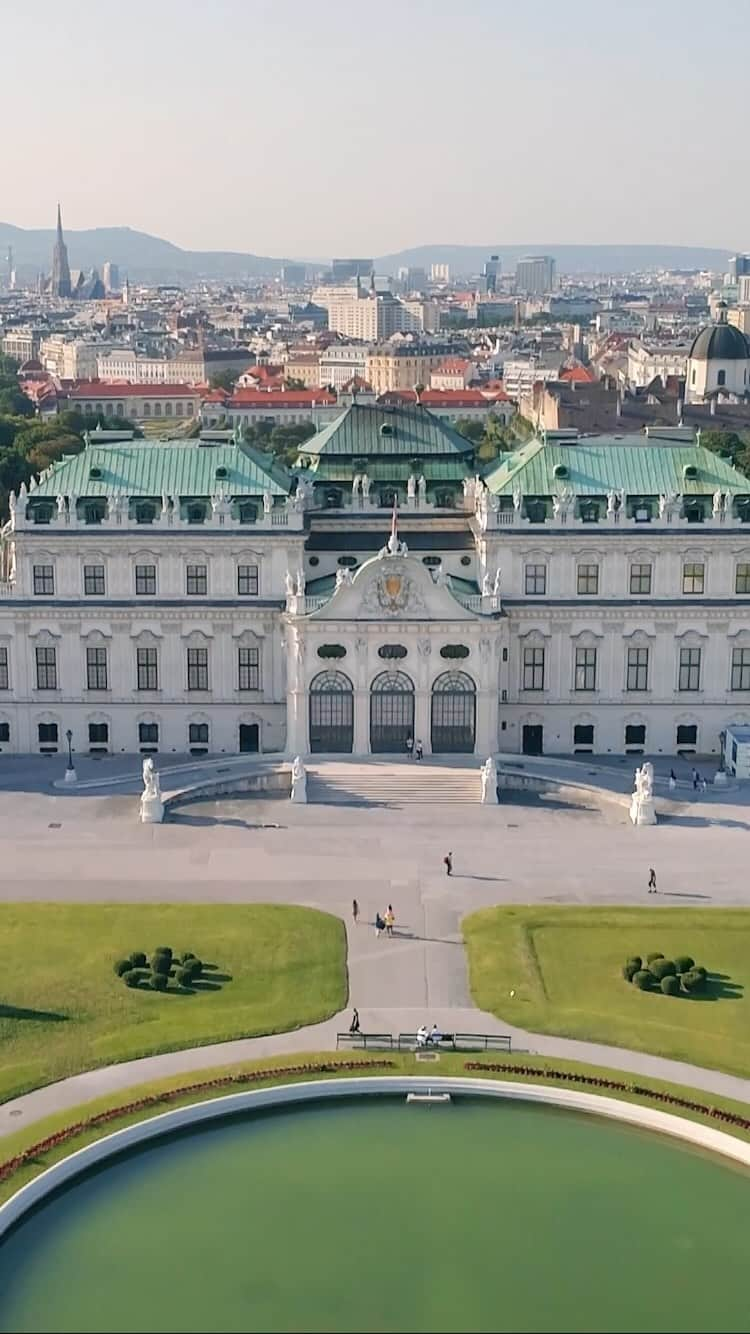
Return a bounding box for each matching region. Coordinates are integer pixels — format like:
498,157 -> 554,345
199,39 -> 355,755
3,1050 -> 750,1206
0,904 -> 347,1102
464,905 -> 750,1079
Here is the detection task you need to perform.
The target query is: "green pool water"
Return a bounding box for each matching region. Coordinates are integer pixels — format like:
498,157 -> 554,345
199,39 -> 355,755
0,1096 -> 749,1334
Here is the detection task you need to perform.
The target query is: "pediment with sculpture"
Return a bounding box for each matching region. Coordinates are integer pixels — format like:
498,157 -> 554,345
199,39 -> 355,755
309,551 -> 477,621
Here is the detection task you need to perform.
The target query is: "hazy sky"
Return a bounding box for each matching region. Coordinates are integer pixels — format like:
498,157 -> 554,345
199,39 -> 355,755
5,0 -> 749,256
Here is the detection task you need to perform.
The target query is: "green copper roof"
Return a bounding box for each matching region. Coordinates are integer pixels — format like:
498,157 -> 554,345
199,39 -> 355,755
483,439 -> 750,497
298,403 -> 475,464
32,440 -> 291,499
307,459 -> 469,484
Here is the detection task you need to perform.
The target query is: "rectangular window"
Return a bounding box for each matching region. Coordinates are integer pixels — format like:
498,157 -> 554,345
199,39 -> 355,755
139,722 -> 159,745
629,563 -> 652,595
524,563 -> 546,595
33,564 -> 54,596
136,647 -> 158,691
573,723 -> 594,747
187,647 -> 208,691
189,723 -> 209,744
35,645 -> 57,690
86,646 -> 108,691
237,563 -> 259,596
574,646 -> 597,691
0,646 -> 8,690
736,563 -> 750,594
676,724 -> 698,748
88,722 -> 108,745
577,563 -> 599,595
682,562 -> 704,594
626,646 -> 649,691
38,722 -> 58,747
625,723 -> 646,747
84,564 -> 105,596
678,646 -> 701,691
135,564 -> 156,596
731,646 -> 750,691
186,564 -> 207,595
0,722 -> 9,742
238,646 -> 260,691
522,645 -> 545,691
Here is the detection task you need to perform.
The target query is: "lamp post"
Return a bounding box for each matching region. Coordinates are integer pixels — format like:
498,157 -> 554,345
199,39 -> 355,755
64,728 -> 77,784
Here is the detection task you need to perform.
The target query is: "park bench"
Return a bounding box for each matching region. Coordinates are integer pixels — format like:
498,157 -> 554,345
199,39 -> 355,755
397,1031 -> 512,1053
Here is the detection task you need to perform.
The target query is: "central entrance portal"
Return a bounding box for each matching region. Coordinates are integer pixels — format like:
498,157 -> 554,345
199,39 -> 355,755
309,670 -> 354,753
370,670 -> 415,753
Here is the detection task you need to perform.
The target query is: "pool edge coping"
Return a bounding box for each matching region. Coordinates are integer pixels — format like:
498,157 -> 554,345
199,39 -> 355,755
2,1074 -> 749,1238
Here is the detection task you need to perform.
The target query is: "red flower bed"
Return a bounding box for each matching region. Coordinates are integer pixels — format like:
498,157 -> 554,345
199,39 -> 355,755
0,1060 -> 394,1186
464,1062 -> 750,1130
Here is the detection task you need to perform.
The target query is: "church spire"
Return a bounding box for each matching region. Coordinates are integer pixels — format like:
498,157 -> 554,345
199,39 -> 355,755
56,202 -> 63,238
51,201 -> 71,298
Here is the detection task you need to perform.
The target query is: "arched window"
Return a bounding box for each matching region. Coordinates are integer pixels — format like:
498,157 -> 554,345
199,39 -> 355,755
154,402 -> 162,417
370,670 -> 414,753
143,402 -> 151,417
309,670 -> 353,753
431,670 -> 476,753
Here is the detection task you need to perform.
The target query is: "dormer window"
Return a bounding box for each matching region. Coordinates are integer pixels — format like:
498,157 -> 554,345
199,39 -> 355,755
136,503 -> 155,525
187,503 -> 206,525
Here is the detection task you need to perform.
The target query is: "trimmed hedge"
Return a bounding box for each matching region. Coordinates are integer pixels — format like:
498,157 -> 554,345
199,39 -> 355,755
113,959 -> 131,977
150,972 -> 168,992
650,959 -> 677,982
661,975 -> 681,997
632,970 -> 652,990
646,952 -> 664,964
129,951 -> 147,969
682,970 -> 707,995
627,956 -> 643,971
674,956 -> 695,975
623,962 -> 640,983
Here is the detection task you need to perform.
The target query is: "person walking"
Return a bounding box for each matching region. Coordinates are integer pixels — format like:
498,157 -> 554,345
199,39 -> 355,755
669,769 -> 677,792
444,850 -> 453,877
349,1007 -> 360,1034
352,898 -> 359,925
692,767 -> 699,791
405,735 -> 414,759
415,739 -> 424,761
385,905 -> 395,937
374,911 -> 385,938
647,867 -> 657,894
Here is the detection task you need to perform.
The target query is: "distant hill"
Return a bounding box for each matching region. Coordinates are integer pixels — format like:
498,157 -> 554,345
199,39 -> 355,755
374,243 -> 736,276
0,221 -> 284,284
0,221 -> 736,283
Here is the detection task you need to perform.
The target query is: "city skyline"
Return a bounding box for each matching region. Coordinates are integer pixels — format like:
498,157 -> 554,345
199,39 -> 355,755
6,0 -> 750,255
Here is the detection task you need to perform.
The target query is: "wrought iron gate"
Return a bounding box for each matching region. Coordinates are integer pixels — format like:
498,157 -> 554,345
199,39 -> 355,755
309,670 -> 354,753
370,670 -> 415,753
430,671 -> 476,753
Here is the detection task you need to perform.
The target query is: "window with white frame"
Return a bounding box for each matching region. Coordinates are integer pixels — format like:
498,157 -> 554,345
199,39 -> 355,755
736,563 -> 750,594
731,647 -> 750,691
524,563 -> 546,595
522,645 -> 544,691
84,564 -> 105,596
86,646 -> 108,691
136,646 -> 158,690
682,562 -> 704,594
187,647 -> 208,691
237,564 -> 259,595
678,646 -> 701,691
629,562 -> 652,595
135,564 -> 156,595
238,645 -> 260,691
577,563 -> 599,595
33,564 -> 54,595
574,646 -> 597,691
186,564 -> 207,595
0,647 -> 8,690
35,645 -> 57,690
626,646 -> 648,691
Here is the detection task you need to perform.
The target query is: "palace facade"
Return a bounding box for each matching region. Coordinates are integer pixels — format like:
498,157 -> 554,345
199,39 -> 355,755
1,406 -> 749,761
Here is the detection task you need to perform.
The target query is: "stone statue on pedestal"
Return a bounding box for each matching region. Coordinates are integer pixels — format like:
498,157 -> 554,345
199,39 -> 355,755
140,756 -> 164,824
629,760 -> 657,826
480,756 -> 499,805
290,755 -> 307,803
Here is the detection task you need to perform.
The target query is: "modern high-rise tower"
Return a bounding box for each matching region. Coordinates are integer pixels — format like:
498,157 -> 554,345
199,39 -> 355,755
50,203 -> 71,298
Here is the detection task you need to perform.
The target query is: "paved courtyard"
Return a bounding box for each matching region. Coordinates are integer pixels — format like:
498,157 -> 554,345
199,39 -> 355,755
1,759 -> 750,1130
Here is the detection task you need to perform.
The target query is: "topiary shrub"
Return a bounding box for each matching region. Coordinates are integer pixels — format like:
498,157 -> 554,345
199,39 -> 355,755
129,951 -> 147,969
175,965 -> 194,988
627,956 -> 642,972
181,952 -> 196,963
646,952 -> 664,965
650,958 -> 676,981
682,969 -> 706,995
153,946 -> 172,962
693,965 -> 707,978
113,958 -> 131,977
674,956 -> 695,975
123,969 -> 145,988
623,961 -> 640,982
632,970 -> 653,990
661,974 -> 681,997
150,971 -> 169,991
186,957 -> 203,979
151,952 -> 172,976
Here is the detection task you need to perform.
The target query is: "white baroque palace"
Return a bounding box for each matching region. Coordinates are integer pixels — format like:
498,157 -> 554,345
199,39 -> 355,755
1,406 -> 750,761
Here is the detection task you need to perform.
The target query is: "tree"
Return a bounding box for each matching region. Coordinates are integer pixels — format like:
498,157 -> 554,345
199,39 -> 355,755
455,418 -> 484,443
209,369 -> 237,392
0,388 -> 34,418
700,428 -> 750,479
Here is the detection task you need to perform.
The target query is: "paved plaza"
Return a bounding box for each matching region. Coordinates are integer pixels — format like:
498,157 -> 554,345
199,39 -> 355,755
1,756 -> 750,1131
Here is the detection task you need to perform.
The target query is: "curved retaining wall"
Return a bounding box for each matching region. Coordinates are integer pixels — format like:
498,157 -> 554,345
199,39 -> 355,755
2,1075 -> 749,1239
165,767 -> 289,810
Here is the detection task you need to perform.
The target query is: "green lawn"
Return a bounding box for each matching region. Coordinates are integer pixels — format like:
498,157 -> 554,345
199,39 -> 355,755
464,906 -> 750,1079
0,904 -> 346,1102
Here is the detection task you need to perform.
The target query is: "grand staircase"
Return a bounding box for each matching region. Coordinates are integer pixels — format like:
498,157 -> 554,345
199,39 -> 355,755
305,760 -> 480,805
